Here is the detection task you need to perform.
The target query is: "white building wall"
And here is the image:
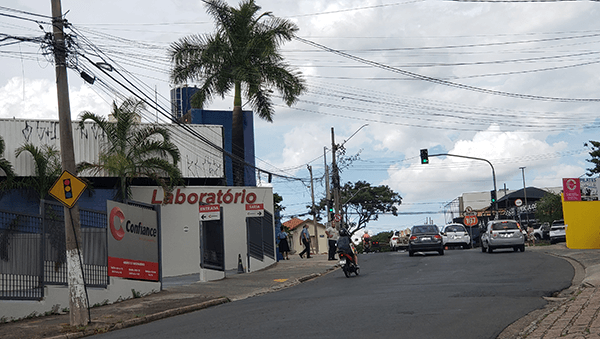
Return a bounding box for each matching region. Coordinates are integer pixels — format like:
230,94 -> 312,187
131,186 -> 276,277
0,118 -> 224,179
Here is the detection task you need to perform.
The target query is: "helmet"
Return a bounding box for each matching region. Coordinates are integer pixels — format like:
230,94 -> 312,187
339,228 -> 349,237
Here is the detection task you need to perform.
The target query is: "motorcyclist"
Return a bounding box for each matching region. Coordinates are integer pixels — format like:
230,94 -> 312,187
361,230 -> 371,253
337,228 -> 358,267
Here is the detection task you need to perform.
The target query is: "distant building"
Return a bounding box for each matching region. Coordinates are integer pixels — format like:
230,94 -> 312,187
170,85 -> 199,120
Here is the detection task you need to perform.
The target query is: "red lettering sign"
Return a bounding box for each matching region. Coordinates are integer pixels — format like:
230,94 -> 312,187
108,256 -> 159,281
151,189 -> 258,205
199,204 -> 220,213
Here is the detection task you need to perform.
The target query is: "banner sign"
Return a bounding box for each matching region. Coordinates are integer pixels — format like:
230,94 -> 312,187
563,178 -> 581,201
107,201 -> 159,281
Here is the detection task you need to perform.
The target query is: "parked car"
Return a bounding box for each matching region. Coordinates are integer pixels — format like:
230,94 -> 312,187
481,220 -> 525,253
533,222 -> 550,240
550,219 -> 566,244
408,225 -> 444,256
389,229 -> 409,251
439,223 -> 471,249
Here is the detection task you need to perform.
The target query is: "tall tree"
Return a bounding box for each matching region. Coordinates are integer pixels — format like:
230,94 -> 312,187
77,98 -> 183,201
0,136 -> 16,193
320,180 -> 402,234
14,143 -> 61,200
585,140 -> 600,176
535,192 -> 563,224
169,0 -> 306,185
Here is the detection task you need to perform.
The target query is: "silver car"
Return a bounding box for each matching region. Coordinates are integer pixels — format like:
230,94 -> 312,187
440,223 -> 471,249
481,220 -> 525,253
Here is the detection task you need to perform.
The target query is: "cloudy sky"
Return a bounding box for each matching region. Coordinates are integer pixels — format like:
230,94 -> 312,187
1,0 -> 599,233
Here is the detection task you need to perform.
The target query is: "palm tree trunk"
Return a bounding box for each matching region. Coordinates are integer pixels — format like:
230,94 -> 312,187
232,82 -> 245,186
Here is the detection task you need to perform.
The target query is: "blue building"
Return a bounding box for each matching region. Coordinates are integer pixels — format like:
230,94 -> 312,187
181,108 -> 256,187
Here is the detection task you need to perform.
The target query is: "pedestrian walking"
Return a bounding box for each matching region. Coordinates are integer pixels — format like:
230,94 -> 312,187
278,226 -> 290,260
299,224 -> 311,258
325,223 -> 339,260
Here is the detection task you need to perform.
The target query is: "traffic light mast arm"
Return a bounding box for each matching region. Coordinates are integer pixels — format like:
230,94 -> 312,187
429,153 -> 498,217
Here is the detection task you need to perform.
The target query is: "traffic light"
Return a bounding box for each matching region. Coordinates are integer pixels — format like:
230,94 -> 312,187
327,199 -> 334,220
490,190 -> 497,204
63,178 -> 73,199
420,149 -> 429,164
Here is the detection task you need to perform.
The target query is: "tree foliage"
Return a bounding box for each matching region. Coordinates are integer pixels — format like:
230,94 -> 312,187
14,143 -> 61,200
169,0 -> 306,121
0,136 -> 16,193
320,180 -> 402,235
535,192 -> 563,224
585,140 -> 600,176
77,98 -> 183,201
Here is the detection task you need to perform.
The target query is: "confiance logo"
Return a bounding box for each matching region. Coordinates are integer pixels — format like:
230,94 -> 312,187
109,206 -> 126,241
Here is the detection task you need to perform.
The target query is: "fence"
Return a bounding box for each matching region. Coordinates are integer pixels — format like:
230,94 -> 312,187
0,200 -> 108,301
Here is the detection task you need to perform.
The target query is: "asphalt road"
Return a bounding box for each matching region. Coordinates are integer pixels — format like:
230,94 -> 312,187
95,248 -> 573,339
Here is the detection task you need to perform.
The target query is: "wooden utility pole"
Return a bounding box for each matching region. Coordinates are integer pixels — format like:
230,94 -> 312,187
324,147 -> 330,224
331,128 -> 341,230
51,0 -> 89,326
307,165 -> 319,254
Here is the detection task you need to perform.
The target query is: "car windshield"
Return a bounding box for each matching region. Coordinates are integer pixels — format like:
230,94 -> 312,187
413,226 -> 439,234
445,225 -> 466,233
491,222 -> 519,230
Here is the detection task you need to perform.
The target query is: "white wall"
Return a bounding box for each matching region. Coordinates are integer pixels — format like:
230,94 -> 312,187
0,277 -> 159,321
131,186 -> 276,277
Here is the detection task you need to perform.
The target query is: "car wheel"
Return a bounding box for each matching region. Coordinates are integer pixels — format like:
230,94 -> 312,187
481,242 -> 486,253
513,247 -> 519,252
487,245 -> 493,253
439,248 -> 444,255
520,244 -> 526,252
534,234 -> 542,240
408,250 -> 414,257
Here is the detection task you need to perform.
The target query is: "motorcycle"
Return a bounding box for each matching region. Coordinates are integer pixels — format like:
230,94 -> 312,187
338,251 -> 359,278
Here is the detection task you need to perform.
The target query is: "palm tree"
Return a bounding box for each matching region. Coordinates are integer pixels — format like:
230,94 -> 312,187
0,136 -> 16,193
14,143 -> 61,200
169,0 -> 306,185
77,98 -> 183,201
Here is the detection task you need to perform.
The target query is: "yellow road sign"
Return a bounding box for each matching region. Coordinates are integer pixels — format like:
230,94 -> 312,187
49,170 -> 87,208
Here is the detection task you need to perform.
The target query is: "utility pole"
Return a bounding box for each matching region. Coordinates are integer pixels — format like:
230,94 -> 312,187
331,128 -> 341,230
324,147 -> 331,224
307,165 -> 319,254
51,0 -> 89,326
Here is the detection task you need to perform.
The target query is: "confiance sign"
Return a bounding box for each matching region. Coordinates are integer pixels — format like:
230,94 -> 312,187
107,201 -> 159,281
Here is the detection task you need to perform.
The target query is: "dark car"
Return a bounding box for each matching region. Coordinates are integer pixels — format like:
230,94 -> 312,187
408,224 -> 444,256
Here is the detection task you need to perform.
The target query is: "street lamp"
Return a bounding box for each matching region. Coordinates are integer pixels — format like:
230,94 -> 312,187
519,167 -> 528,224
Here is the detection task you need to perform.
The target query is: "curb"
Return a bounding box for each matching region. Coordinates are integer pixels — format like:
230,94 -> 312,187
46,297 -> 229,339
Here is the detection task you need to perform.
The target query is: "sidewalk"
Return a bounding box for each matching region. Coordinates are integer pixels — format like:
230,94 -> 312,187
2,245 -> 600,339
500,244 -> 600,339
0,254 -> 338,339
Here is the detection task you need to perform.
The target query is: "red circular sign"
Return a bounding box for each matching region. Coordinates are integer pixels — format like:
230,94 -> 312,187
464,215 -> 478,226
334,214 -> 342,222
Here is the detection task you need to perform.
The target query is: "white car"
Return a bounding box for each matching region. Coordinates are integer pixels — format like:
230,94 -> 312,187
439,223 -> 471,249
550,219 -> 566,244
389,230 -> 409,251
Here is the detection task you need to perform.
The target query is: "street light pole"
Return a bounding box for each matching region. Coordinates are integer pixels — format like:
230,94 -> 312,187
428,153 -> 498,218
520,167 -> 529,224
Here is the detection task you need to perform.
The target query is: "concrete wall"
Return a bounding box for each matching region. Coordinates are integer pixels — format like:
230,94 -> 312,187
130,186 -> 275,277
0,277 -> 159,321
563,195 -> 600,249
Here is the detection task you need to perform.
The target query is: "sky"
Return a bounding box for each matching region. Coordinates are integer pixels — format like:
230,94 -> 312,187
1,0 -> 599,234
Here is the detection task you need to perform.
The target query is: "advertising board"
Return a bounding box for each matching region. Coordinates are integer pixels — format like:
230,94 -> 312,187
107,201 -> 159,281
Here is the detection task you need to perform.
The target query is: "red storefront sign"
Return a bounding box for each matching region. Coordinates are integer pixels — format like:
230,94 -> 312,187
108,257 -> 159,281
563,178 -> 581,201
